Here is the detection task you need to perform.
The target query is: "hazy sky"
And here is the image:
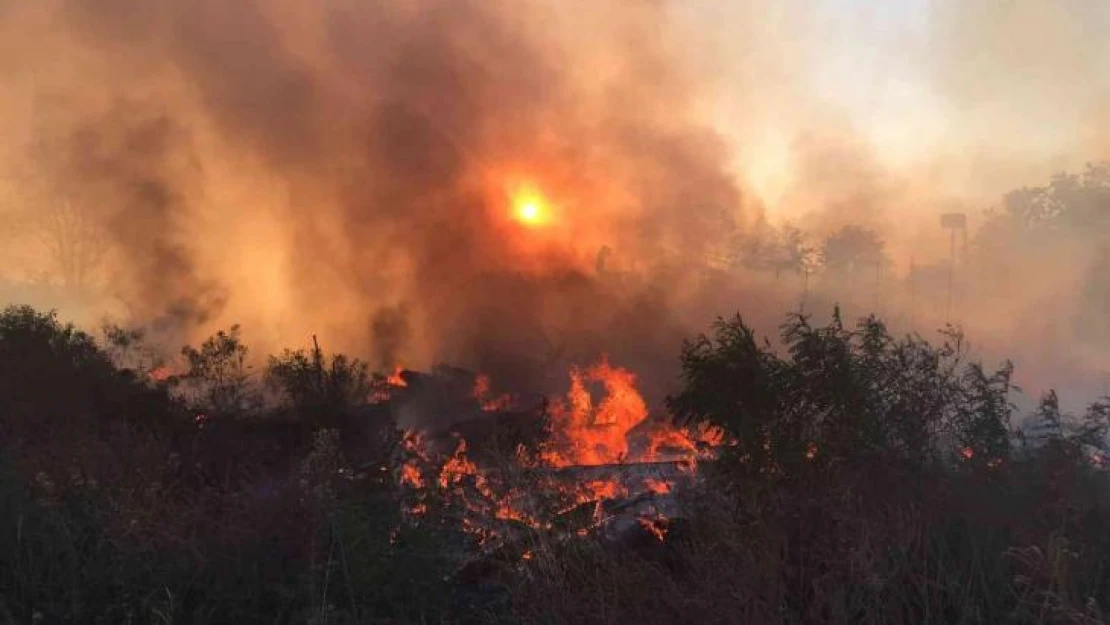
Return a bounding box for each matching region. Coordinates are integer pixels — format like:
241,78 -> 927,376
677,0 -> 1110,211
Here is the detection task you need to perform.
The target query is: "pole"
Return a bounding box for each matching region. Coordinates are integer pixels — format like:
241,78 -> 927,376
874,261 -> 881,318
946,227 -> 955,322
909,256 -> 916,331
801,266 -> 809,313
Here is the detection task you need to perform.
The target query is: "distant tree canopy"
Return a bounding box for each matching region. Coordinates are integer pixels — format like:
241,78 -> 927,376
974,162 -> 1110,256
821,225 -> 887,276
735,223 -> 817,278
1001,162 -> 1110,236
972,161 -> 1110,342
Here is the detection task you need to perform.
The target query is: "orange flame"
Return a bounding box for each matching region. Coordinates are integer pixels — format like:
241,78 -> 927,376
392,359 -> 729,551
400,463 -> 424,489
544,355 -> 648,466
638,515 -> 668,542
541,355 -> 725,468
371,365 -> 409,403
387,365 -> 407,387
581,479 -> 628,501
473,373 -> 514,412
148,365 -> 173,382
805,442 -> 818,460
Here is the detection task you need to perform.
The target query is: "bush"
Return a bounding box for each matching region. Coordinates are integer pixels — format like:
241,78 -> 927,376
3,304 -> 1110,624
265,337 -> 372,428
668,310 -> 1015,485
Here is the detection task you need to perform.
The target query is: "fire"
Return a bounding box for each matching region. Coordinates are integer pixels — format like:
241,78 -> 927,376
536,354 -> 726,468
543,355 -> 649,466
439,438 -> 481,490
638,515 -> 669,542
473,373 -> 514,412
581,479 -> 628,501
148,365 -> 173,382
392,357 -> 728,550
805,442 -> 818,460
371,364 -> 408,403
387,365 -> 407,387
400,463 -> 424,489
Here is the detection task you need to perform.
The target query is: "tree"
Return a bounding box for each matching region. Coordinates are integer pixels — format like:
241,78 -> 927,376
999,162 -> 1110,236
1024,390 -> 1065,446
1074,398 -> 1110,450
0,305 -> 174,439
734,223 -> 818,284
178,325 -> 257,419
265,336 -> 372,428
821,225 -> 887,276
35,198 -> 108,292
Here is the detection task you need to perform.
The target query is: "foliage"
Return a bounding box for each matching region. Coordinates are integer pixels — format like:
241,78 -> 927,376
3,304 -> 1110,624
659,309 -> 1109,625
178,325 -> 257,419
0,305 -> 176,440
999,163 -> 1110,236
736,223 -> 818,278
668,309 -> 1014,481
821,225 -> 888,276
266,337 -> 372,428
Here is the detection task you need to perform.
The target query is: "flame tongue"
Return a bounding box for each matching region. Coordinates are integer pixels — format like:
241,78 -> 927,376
387,365 -> 407,387
543,355 -> 648,466
473,373 -> 514,412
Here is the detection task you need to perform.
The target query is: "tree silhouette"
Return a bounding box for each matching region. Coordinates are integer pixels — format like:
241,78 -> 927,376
178,325 -> 256,418
735,223 -> 817,280
821,225 -> 886,275
35,198 -> 107,292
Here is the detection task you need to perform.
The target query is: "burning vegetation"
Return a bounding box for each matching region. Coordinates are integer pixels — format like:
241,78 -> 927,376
3,303 -> 1110,624
388,354 -> 724,553
2,0 -> 1110,623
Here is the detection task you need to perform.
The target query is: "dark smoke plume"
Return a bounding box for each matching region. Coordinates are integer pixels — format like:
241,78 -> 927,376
6,0 -> 746,395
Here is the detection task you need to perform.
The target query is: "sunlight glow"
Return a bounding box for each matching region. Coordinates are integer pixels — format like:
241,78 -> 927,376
510,185 -> 550,227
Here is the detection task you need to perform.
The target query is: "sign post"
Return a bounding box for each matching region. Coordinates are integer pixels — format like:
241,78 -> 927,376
940,213 -> 967,322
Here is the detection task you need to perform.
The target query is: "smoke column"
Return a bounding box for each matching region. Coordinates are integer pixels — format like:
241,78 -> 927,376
1,0 -> 1108,408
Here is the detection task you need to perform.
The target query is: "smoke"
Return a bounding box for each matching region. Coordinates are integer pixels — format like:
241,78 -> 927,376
1,0 -> 1108,411
0,0 -> 748,397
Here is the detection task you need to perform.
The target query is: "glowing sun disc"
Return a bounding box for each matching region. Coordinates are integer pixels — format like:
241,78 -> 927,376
511,188 -> 549,227
517,201 -> 540,223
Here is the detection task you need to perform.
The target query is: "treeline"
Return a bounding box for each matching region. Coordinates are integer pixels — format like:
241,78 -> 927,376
2,304 -> 1110,624
732,162 -> 1110,327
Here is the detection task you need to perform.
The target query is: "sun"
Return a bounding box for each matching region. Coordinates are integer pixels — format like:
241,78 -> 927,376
510,186 -> 549,227
517,200 -> 541,224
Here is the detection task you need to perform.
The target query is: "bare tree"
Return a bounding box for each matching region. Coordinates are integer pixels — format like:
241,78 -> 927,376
36,198 -> 107,292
